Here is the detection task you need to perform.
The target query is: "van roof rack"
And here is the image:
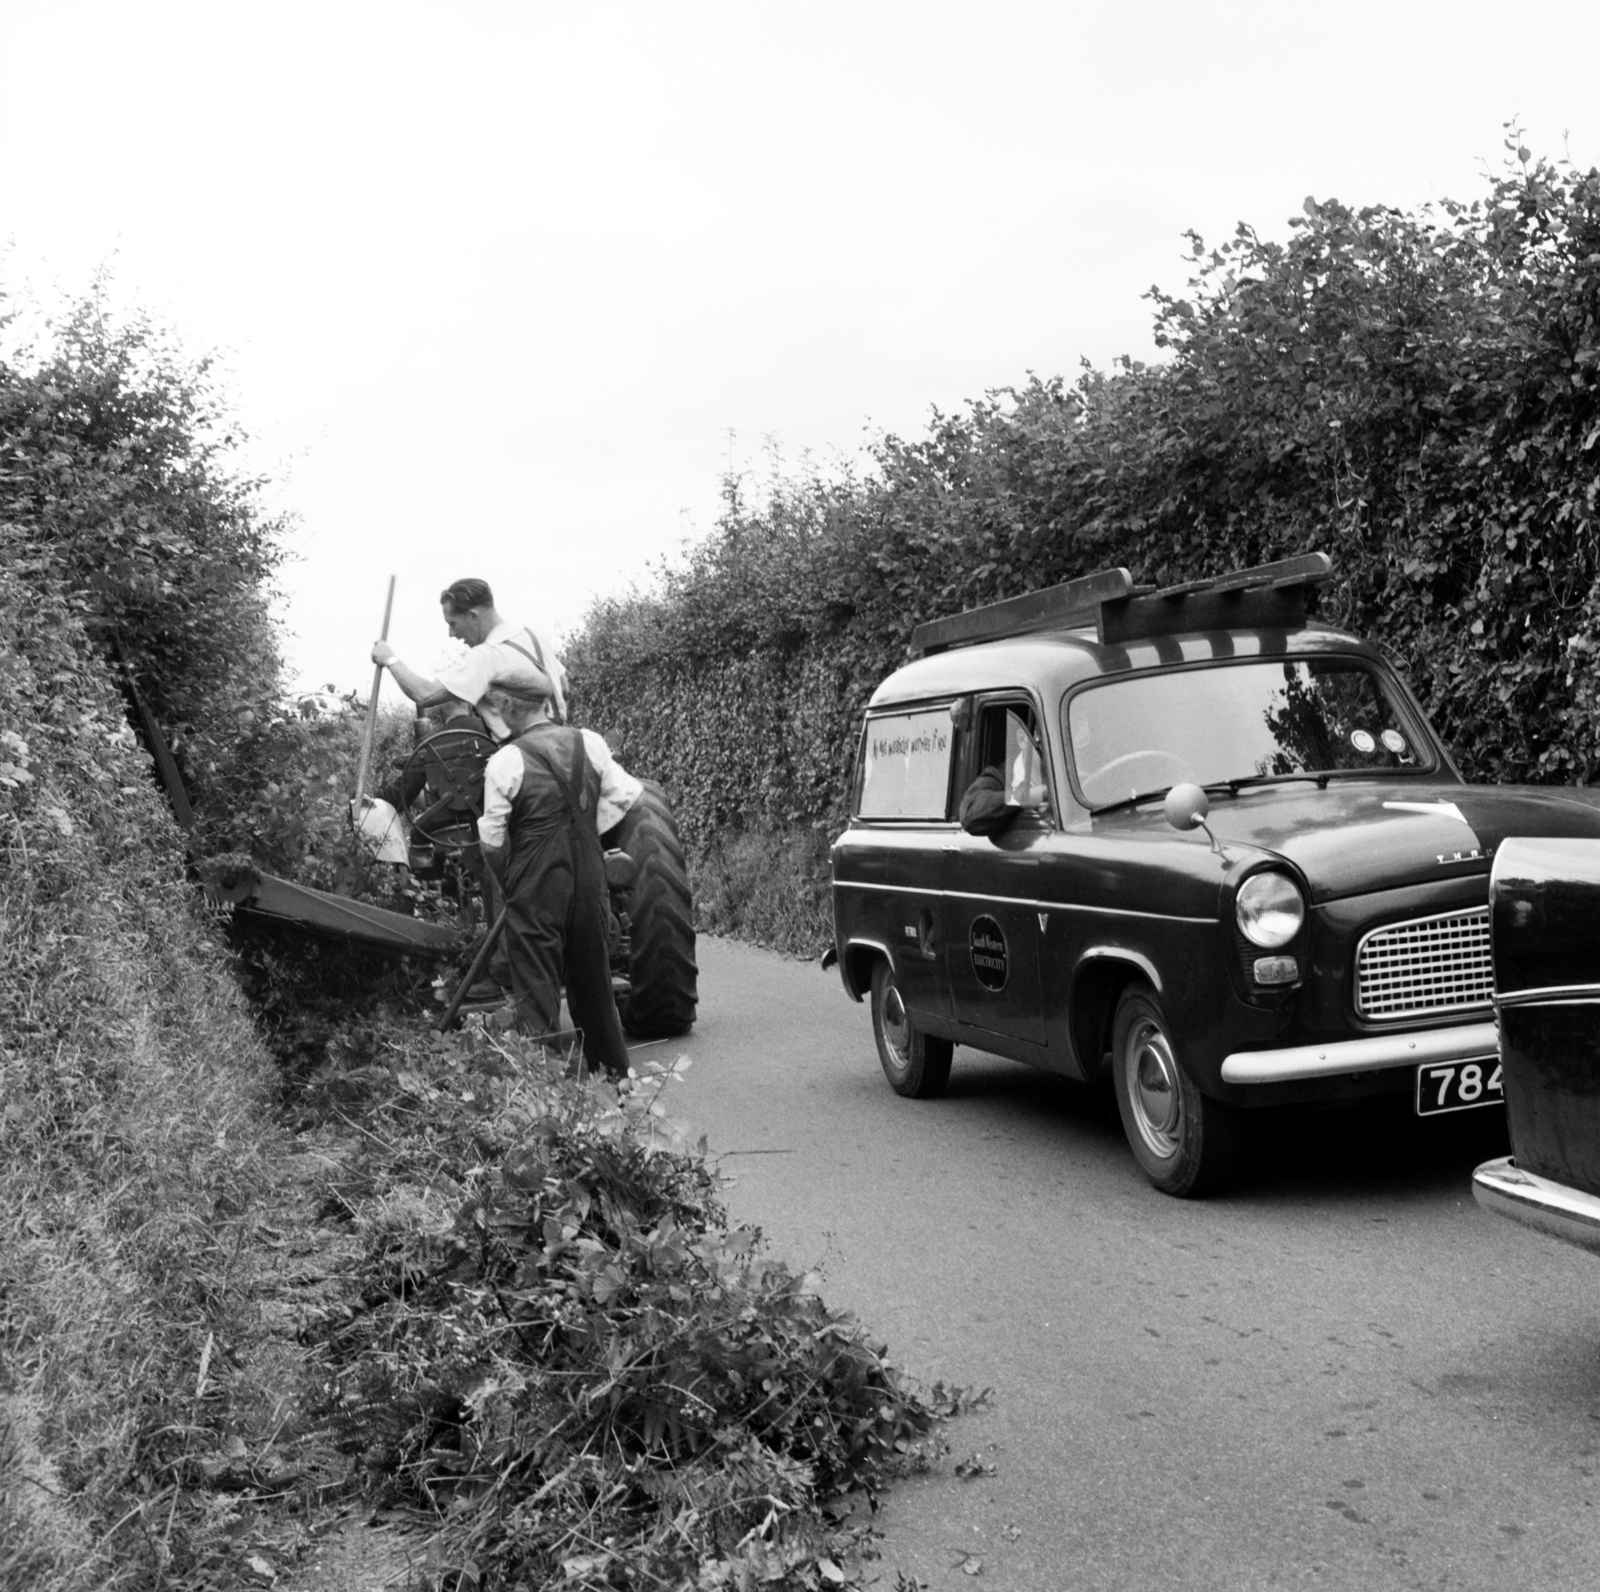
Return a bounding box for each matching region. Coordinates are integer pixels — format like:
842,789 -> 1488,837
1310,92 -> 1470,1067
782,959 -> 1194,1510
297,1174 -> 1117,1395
907,552 -> 1333,657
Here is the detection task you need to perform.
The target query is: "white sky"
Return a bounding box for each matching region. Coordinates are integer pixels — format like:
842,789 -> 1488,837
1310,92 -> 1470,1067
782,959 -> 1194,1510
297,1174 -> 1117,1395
3,0 -> 1599,700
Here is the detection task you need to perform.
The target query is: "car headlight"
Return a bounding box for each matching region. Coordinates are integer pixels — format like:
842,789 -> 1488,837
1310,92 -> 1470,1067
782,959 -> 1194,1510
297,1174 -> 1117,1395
1236,871 -> 1305,949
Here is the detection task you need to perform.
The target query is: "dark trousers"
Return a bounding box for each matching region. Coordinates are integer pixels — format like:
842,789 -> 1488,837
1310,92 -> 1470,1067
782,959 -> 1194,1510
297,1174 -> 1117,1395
501,824 -> 629,1078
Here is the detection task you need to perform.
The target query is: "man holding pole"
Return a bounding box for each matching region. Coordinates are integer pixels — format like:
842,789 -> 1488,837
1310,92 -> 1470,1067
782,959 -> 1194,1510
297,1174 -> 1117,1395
370,577 -> 568,733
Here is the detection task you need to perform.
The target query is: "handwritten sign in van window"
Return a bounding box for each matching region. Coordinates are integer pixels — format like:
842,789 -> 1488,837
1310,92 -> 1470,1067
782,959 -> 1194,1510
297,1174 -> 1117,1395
858,709 -> 953,819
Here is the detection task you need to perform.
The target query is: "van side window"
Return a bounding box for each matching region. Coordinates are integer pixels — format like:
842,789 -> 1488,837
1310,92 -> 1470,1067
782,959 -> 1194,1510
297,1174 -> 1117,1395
855,706 -> 956,820
959,700 -> 1052,833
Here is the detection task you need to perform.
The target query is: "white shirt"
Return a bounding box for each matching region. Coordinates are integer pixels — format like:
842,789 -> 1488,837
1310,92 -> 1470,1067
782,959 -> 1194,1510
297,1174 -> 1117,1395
436,619 -> 570,739
477,728 -> 643,850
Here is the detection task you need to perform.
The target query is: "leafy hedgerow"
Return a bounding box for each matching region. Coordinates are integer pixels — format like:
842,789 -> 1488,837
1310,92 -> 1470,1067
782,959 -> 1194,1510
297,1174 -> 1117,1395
0,280 -> 286,801
0,274 -> 410,886
566,136 -> 1600,948
300,1035 -> 957,1590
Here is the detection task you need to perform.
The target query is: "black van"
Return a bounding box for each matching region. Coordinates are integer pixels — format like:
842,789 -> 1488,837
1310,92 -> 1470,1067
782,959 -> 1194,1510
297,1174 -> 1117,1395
830,555 -> 1600,1196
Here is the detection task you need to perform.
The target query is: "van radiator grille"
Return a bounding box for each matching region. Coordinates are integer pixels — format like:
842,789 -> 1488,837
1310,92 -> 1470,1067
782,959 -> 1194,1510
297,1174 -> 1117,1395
1355,907 -> 1493,1020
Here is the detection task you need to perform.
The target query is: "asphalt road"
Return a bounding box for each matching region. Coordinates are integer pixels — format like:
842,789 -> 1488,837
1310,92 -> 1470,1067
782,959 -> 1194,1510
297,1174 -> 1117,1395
653,935 -> 1600,1592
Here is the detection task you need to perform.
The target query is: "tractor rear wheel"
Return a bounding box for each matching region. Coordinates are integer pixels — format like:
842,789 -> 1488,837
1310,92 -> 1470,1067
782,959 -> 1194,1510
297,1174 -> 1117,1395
606,781 -> 698,1038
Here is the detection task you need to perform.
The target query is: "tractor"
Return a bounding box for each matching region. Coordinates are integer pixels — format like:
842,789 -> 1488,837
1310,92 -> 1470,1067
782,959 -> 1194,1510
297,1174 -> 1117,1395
388,719 -> 698,1038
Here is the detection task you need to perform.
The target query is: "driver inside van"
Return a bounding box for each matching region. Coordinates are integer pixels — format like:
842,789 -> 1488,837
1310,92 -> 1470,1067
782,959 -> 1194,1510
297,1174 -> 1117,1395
959,708 -> 1050,835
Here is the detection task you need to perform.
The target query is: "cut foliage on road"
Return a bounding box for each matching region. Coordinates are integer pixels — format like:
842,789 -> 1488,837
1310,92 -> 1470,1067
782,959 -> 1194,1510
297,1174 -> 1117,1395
297,1035 -> 956,1589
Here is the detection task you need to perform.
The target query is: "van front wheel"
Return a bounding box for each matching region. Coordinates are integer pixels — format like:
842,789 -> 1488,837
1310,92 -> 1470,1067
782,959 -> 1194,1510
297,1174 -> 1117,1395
1112,986 -> 1240,1197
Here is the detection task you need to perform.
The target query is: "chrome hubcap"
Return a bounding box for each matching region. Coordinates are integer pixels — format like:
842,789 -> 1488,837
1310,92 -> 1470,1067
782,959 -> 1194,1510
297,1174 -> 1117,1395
1127,1019 -> 1183,1159
882,983 -> 911,1066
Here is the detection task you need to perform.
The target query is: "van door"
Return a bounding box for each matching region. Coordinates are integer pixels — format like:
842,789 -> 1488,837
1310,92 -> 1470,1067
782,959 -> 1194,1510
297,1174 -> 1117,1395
838,702 -> 959,1029
943,696 -> 1050,1048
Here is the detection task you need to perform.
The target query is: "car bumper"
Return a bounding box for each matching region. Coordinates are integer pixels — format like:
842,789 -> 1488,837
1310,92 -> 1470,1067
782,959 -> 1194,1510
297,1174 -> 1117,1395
1472,1157 -> 1600,1255
1220,1020 -> 1497,1085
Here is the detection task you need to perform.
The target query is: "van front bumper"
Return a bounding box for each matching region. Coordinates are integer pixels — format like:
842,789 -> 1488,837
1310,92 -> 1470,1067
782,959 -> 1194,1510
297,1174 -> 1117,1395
1220,1020 -> 1498,1085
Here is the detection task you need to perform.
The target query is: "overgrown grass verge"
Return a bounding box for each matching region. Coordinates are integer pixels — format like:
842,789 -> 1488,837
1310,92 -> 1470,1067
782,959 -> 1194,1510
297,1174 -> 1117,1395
1,567 -> 282,1591
691,826 -> 833,958
274,1022 -> 958,1590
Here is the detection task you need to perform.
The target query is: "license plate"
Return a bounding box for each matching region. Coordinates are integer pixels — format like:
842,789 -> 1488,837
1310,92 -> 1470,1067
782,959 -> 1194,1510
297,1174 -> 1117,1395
1415,1057 -> 1503,1116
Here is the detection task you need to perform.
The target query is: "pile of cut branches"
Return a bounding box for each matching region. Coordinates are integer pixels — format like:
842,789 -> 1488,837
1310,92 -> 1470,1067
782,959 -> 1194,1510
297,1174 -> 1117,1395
297,1028 -> 952,1590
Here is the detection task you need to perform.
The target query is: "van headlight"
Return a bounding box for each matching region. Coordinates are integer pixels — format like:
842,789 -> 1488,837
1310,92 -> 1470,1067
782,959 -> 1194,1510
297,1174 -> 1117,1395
1236,871 -> 1305,948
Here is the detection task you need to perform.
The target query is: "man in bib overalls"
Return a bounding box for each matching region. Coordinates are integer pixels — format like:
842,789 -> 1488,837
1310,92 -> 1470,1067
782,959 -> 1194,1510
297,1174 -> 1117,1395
474,681 -> 631,1080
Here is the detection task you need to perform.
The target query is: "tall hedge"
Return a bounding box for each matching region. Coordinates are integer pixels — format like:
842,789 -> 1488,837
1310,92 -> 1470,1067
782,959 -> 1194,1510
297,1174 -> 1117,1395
0,285 -> 287,817
567,145 -> 1600,848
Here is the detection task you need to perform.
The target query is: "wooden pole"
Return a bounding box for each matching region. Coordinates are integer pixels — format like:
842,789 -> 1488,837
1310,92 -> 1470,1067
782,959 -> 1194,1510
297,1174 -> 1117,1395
434,907 -> 510,1031
354,575 -> 397,811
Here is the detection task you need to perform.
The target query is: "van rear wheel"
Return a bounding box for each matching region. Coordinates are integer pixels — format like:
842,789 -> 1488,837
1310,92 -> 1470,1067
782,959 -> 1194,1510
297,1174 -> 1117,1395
870,961 -> 953,1099
1112,986 -> 1240,1197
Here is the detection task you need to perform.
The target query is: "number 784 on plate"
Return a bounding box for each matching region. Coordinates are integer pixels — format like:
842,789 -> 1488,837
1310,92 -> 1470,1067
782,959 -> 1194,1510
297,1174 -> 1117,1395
1415,1057 -> 1504,1116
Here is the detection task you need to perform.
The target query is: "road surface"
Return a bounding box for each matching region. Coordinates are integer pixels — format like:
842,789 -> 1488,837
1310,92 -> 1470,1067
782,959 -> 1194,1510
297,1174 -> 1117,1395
653,936 -> 1600,1591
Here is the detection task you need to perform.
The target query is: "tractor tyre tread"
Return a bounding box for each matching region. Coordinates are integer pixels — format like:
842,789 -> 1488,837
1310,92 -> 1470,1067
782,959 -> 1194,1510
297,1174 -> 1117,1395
610,781 -> 698,1038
